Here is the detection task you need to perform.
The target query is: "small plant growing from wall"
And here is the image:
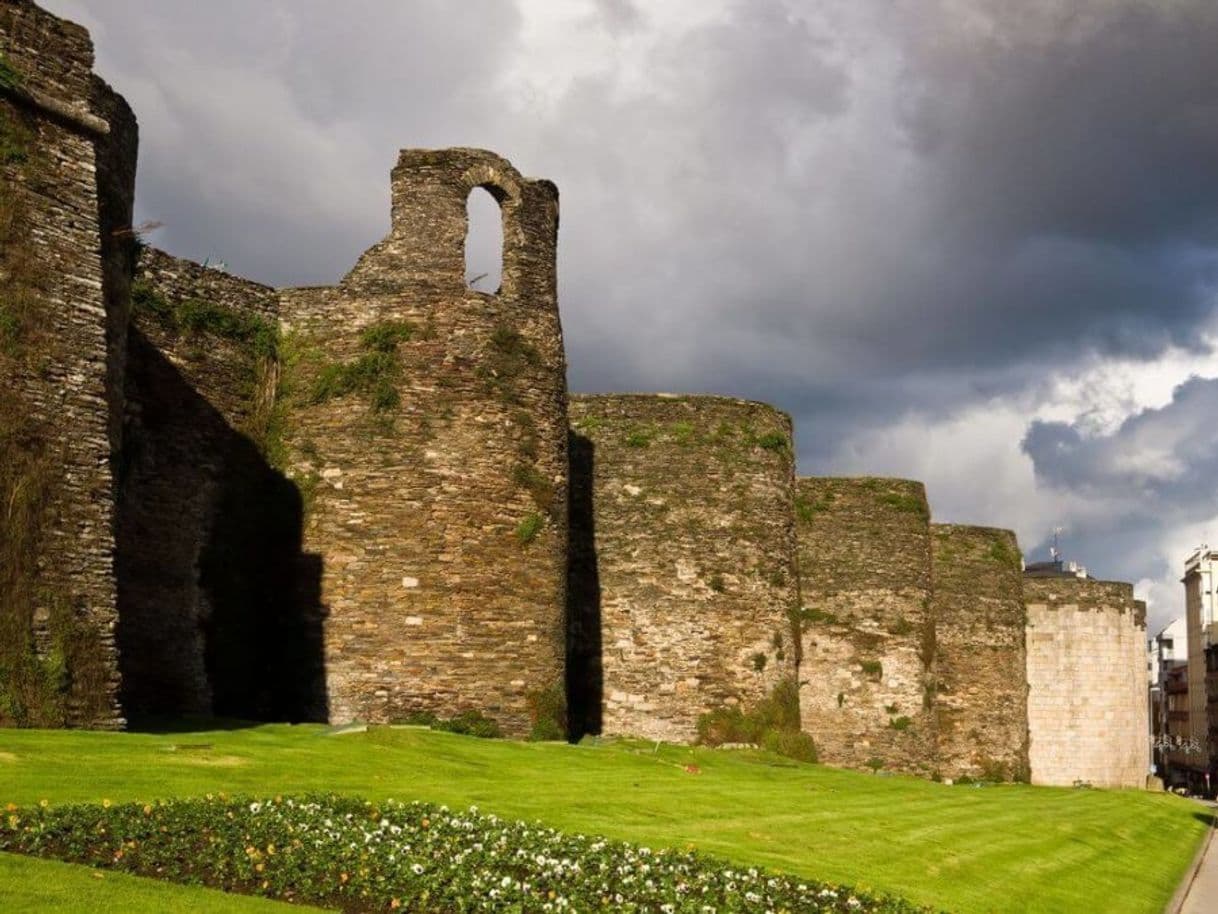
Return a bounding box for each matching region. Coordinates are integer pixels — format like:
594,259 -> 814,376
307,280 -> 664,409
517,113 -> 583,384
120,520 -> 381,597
0,53 -> 20,91
302,318 -> 416,420
751,652 -> 768,673
707,573 -> 726,593
516,512 -> 544,545
889,716 -> 913,732
880,490 -> 929,520
755,431 -> 790,453
860,660 -> 883,678
625,427 -> 653,448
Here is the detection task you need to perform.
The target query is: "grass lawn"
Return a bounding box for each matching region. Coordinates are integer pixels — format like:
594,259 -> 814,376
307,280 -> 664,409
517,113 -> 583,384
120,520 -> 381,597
0,851 -> 331,913
0,723 -> 1207,914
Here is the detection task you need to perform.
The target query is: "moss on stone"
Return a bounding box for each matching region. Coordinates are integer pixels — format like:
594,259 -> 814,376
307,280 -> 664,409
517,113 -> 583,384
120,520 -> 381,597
132,280 -> 280,360
516,512 -> 544,545
0,53 -> 20,91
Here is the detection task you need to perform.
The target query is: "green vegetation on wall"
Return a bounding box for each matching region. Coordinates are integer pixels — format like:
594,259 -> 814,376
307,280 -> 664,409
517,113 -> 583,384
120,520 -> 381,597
0,53 -> 21,91
987,536 -> 1023,571
132,279 -> 279,361
0,101 -> 109,726
697,678 -> 817,763
308,320 -> 414,417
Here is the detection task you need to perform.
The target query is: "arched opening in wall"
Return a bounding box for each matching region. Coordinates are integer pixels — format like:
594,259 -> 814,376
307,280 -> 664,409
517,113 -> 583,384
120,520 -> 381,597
465,186 -> 503,293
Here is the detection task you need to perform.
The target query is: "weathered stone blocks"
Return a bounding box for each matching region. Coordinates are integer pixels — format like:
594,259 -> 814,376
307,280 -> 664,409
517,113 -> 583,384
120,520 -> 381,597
1025,577 -> 1149,787
796,478 -> 936,775
930,524 -> 1029,781
0,0 -> 136,728
567,394 -> 799,742
277,150 -> 568,736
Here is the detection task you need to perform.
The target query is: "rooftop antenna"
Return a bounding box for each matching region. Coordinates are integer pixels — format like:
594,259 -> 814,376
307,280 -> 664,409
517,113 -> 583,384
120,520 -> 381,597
1050,526 -> 1063,562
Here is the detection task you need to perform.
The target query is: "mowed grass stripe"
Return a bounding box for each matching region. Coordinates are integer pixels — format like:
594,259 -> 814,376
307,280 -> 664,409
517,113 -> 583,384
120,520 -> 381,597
0,852 -> 333,913
0,724 -> 1205,914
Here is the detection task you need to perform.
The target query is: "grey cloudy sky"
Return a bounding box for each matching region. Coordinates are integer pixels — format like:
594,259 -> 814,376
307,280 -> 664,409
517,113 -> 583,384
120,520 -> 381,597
48,0 -> 1218,633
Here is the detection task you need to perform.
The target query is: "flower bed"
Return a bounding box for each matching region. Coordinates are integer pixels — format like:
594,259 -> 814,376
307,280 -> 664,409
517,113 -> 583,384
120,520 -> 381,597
0,795 -> 940,913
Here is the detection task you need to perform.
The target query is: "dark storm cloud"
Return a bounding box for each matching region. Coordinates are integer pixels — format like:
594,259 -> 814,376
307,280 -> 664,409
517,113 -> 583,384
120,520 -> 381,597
1021,375 -> 1218,620
1024,377 -> 1218,509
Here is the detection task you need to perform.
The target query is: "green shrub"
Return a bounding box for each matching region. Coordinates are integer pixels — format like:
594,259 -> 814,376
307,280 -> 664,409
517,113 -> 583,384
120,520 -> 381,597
306,319 -> 415,416
860,660 -> 883,678
696,677 -> 809,765
889,716 -> 913,732
755,431 -> 789,453
762,728 -> 818,763
515,512 -> 544,545
527,683 -> 566,741
625,429 -> 652,448
391,710 -> 502,739
360,320 -> 414,352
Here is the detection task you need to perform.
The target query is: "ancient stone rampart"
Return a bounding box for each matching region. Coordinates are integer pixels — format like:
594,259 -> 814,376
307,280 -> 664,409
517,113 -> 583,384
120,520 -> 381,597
1024,577 -> 1149,787
567,394 -> 799,742
795,478 -> 936,775
930,525 -> 1030,781
276,149 -> 568,736
0,0 -> 136,728
0,4 -> 1154,794
116,249 -> 324,722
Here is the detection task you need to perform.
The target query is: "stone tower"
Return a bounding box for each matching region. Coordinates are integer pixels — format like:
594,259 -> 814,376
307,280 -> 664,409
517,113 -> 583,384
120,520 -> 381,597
277,149 -> 569,736
0,0 -> 136,728
567,394 -> 800,741
796,477 -> 937,776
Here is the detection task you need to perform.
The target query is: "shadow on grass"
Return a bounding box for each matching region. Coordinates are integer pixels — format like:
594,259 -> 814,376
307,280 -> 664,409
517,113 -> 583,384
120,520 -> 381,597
1192,810 -> 1216,827
125,714 -> 266,734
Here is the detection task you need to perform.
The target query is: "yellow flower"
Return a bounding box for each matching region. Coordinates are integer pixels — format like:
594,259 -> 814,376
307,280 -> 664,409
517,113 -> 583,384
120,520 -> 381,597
102,798 -> 112,808
143,805 -> 152,816
39,799 -> 48,808
266,843 -> 275,855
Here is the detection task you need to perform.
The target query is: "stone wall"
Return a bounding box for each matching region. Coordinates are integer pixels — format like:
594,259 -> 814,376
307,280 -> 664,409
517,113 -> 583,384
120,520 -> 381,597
930,524 -> 1029,781
0,0 -> 135,728
276,149 -> 568,736
1025,577 -> 1149,787
116,248 -> 324,721
795,478 -> 936,775
567,394 -> 799,742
